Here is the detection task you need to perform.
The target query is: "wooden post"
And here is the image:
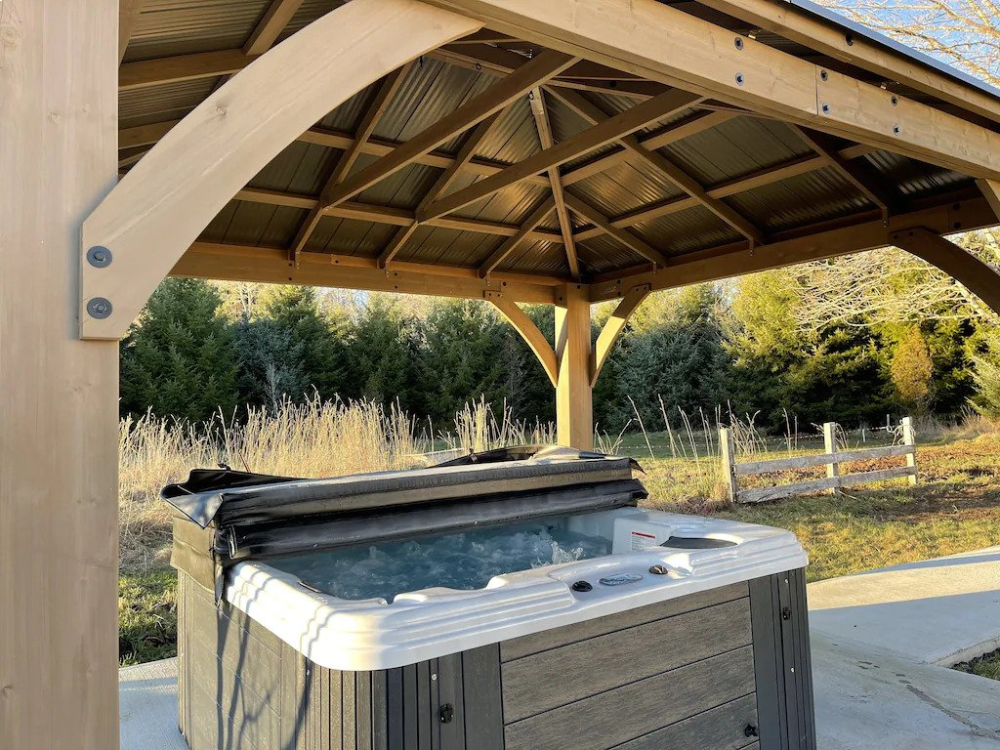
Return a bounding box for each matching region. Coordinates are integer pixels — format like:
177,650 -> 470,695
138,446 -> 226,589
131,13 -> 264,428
719,427 -> 739,503
823,422 -> 841,495
555,284 -> 594,449
0,1 -> 120,747
901,417 -> 918,485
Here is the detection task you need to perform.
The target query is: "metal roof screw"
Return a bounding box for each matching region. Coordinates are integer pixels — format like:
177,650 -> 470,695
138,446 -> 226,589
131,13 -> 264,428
893,124 -> 901,135
86,297 -> 113,320
734,37 -> 744,50
822,103 -> 830,114
86,245 -> 112,268
735,73 -> 745,86
845,32 -> 855,46
820,69 -> 829,82
891,95 -> 899,106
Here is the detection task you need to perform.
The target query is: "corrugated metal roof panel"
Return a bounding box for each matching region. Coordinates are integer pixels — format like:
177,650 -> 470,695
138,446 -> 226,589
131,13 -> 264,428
634,206 -> 743,255
501,240 -> 569,275
125,0 -> 269,62
570,162 -> 684,218
249,141 -> 339,196
454,184 -> 551,225
119,78 -> 217,129
863,151 -> 970,198
575,234 -> 648,273
477,97 -> 540,164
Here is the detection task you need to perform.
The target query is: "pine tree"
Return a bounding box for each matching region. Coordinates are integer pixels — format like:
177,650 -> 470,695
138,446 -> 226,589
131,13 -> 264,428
889,327 -> 935,415
119,278 -> 239,422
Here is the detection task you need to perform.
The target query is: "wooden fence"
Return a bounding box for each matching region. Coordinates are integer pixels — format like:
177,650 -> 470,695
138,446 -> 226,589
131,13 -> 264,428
720,418 -> 918,504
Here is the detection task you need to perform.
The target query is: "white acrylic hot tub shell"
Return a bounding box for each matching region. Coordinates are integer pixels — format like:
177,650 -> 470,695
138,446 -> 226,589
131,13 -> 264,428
224,509 -> 807,671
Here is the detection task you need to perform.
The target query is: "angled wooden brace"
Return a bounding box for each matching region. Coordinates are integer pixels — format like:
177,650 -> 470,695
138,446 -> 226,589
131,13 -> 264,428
590,284 -> 650,385
892,227 -> 1000,316
80,0 -> 481,339
486,291 -> 559,386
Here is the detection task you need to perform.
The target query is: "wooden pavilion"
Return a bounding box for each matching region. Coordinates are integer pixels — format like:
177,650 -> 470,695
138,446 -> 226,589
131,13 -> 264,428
4,0 -> 1000,745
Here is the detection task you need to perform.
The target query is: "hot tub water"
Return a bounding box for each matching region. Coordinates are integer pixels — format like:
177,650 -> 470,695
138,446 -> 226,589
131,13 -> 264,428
274,517 -> 610,602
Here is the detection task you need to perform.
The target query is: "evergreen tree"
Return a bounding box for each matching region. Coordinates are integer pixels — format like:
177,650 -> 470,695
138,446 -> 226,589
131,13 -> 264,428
120,278 -> 239,422
347,295 -> 419,410
889,327 -> 935,415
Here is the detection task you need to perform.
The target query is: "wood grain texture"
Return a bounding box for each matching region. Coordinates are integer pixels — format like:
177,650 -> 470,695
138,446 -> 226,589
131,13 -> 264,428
0,1 -> 120,748
608,693 -> 759,750
504,646 -> 757,750
555,284 -> 594,448
83,0 -> 482,339
502,597 -> 752,721
502,581 -> 748,660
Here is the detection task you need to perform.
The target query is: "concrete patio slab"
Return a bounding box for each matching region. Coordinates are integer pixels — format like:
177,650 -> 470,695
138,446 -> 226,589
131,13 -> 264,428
120,658 -> 185,750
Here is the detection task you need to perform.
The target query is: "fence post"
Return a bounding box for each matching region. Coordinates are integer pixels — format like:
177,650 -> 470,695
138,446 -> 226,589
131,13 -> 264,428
901,417 -> 918,485
823,422 -> 841,495
719,427 -> 739,503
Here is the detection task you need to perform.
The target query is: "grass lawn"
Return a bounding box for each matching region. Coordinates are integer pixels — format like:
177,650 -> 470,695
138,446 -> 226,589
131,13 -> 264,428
118,430 -> 1000,665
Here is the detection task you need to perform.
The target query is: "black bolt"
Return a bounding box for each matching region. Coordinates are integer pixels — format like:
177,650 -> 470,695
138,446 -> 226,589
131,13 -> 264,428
745,724 -> 759,738
820,69 -> 829,82
86,297 -> 113,319
822,103 -> 830,114
845,32 -> 855,46
86,245 -> 113,268
439,704 -> 455,724
571,580 -> 593,592
893,124 -> 901,135
891,95 -> 899,106
781,606 -> 792,621
735,73 -> 745,86
734,37 -> 744,50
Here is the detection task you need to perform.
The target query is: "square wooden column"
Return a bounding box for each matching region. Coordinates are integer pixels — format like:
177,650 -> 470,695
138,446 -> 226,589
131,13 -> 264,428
0,1 -> 120,747
555,284 -> 594,449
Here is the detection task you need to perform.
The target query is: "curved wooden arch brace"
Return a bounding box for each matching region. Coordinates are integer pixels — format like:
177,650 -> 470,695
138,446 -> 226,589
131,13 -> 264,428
486,292 -> 559,387
590,284 -> 650,386
80,0 -> 481,339
892,228 -> 1000,317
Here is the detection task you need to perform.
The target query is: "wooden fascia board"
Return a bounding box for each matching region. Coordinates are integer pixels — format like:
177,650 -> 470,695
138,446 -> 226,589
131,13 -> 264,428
422,0 -> 1000,180
172,242 -> 560,303
589,194 -> 999,301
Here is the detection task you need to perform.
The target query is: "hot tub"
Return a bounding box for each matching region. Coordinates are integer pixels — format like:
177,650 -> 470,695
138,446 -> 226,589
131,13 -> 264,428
165,449 -> 816,750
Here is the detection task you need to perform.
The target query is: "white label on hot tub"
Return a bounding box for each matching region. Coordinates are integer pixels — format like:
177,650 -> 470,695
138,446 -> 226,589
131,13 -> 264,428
631,530 -> 657,550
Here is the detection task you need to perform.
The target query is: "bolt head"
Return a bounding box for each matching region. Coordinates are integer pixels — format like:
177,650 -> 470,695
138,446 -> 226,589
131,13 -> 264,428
86,297 -> 113,319
735,73 -> 745,86
86,245 -> 112,268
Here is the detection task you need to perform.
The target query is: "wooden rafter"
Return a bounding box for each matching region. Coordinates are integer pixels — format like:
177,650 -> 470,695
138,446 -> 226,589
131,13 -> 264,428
419,89 -> 703,222
245,0 -> 306,56
119,0 -> 144,64
321,50 -> 578,210
424,0 -> 1000,180
378,107 -> 507,267
236,188 -> 565,244
588,192 -> 998,301
563,192 -> 670,267
790,126 -> 897,214
547,87 -> 763,244
289,63 -> 411,263
591,284 -> 650,385
529,89 -> 579,278
478,197 -> 557,277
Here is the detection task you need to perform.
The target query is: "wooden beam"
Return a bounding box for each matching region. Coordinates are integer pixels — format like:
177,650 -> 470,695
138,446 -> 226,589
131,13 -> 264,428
555,284 -> 594,449
591,284 -> 650,385
2,0 -> 120,747
234,188 -> 566,243
423,0 -> 1000,179
379,108 -> 507,268
560,110 -> 736,187
119,49 -> 252,90
290,64 -> 410,262
529,89 -> 580,278
478,197 -> 557,277
419,89 -> 702,221
548,87 -> 763,243
563,192 -> 671,267
589,193 -> 999,300
244,0 -> 306,56
892,228 -> 1000,317
119,0 -> 143,63
978,179 -> 1000,220
791,126 -> 897,213
486,291 -> 559,386
694,0 -> 1000,126
172,242 -> 559,303
322,50 -> 578,210
83,0 -> 482,339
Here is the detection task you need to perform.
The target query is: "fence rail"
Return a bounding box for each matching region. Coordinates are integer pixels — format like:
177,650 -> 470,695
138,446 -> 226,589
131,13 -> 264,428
721,418 -> 918,504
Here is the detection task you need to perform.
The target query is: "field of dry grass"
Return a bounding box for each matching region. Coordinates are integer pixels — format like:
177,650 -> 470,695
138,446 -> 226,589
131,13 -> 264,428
117,401 -> 1000,665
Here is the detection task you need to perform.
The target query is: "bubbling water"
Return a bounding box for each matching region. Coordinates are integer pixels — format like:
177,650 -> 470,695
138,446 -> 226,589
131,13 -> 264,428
272,518 -> 610,602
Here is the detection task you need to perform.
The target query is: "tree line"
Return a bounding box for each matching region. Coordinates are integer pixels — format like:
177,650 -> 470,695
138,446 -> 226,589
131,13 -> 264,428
121,242 -> 1000,435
